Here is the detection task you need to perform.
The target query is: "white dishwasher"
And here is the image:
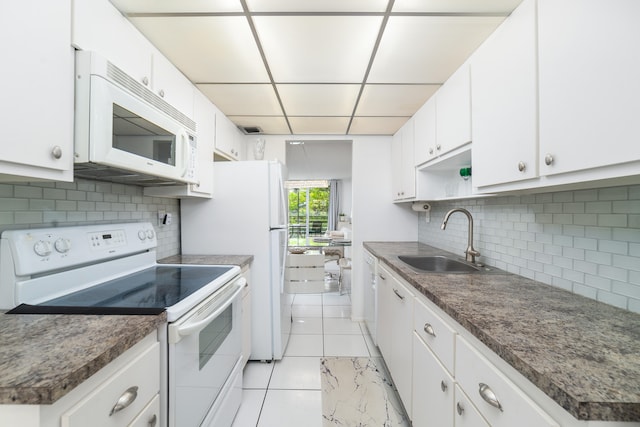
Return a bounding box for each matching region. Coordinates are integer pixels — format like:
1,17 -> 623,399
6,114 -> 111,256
363,249 -> 378,345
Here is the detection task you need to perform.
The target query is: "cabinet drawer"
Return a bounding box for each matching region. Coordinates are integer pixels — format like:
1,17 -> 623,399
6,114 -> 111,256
454,385 -> 490,427
128,394 -> 159,427
285,267 -> 325,281
62,342 -> 160,427
286,254 -> 325,267
413,297 -> 456,375
455,336 -> 559,427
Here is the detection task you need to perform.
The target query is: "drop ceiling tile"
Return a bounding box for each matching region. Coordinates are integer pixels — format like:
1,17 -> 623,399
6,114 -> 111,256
246,0 -> 388,12
110,0 -> 243,13
368,16 -> 504,83
289,117 -> 350,135
229,116 -> 291,134
392,0 -> 522,13
197,84 -> 282,116
253,16 -> 382,83
129,16 -> 269,83
277,84 -> 361,116
349,117 -> 410,135
356,84 -> 439,116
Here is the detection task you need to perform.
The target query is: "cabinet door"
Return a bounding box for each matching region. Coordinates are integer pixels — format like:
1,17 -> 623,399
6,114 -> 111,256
215,110 -> 242,160
455,385 -> 491,427
538,0 -> 640,176
1,0 -> 73,182
436,63 -> 471,156
391,130 -> 404,200
376,267 -> 393,360
152,52 -> 195,119
401,119 -> 416,199
241,272 -> 251,365
191,90 -> 215,197
414,97 -> 437,166
471,0 -> 538,188
412,334 -> 454,427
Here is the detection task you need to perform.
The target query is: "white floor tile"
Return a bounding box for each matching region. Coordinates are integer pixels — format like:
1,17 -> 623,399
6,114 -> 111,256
231,389 -> 266,427
292,304 -> 323,318
285,334 -> 324,357
323,305 -> 352,318
269,357 -> 321,390
258,390 -> 322,427
243,361 -> 275,389
293,294 -> 323,305
322,293 -> 351,306
324,334 -> 370,357
291,317 -> 323,335
323,318 -> 362,335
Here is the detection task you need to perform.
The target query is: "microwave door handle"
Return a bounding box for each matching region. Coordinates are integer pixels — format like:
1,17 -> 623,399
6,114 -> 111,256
180,133 -> 188,178
176,278 -> 245,338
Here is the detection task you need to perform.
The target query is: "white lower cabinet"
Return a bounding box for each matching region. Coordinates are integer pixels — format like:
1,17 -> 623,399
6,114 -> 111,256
456,335 -> 559,427
412,333 -> 454,427
241,267 -> 252,365
455,385 -> 491,427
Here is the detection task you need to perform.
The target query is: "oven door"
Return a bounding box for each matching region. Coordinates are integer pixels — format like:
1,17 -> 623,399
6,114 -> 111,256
167,276 -> 245,427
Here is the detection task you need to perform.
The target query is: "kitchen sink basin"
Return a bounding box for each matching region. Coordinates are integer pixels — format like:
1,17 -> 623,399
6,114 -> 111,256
397,255 -> 481,273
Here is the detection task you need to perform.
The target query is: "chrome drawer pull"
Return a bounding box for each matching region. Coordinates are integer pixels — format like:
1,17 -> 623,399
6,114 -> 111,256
479,383 -> 503,411
423,323 -> 436,337
440,380 -> 447,392
456,402 -> 464,415
109,386 -> 138,416
148,414 -> 157,427
378,273 -> 387,280
392,288 -> 405,300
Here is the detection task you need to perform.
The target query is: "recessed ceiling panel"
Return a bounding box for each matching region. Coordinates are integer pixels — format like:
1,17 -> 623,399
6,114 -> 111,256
289,117 -> 350,134
392,0 -> 522,13
229,116 -> 291,134
197,84 -> 282,116
368,16 -> 504,83
130,16 -> 269,83
254,16 -> 382,83
277,84 -> 361,116
247,0 -> 388,12
109,0 -> 243,13
356,84 -> 440,116
349,117 -> 410,135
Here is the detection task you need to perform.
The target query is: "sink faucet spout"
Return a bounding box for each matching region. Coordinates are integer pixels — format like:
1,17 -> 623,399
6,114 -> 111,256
441,208 -> 480,263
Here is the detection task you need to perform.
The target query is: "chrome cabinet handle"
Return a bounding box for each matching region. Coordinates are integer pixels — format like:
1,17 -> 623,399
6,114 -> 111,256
440,380 -> 447,392
428,147 -> 434,155
456,402 -> 464,415
148,414 -> 157,427
392,288 -> 405,300
378,273 -> 386,281
51,145 -> 62,159
142,76 -> 149,86
109,386 -> 138,416
158,89 -> 165,98
544,154 -> 554,166
423,323 -> 436,337
518,161 -> 526,172
436,144 -> 442,151
479,383 -> 503,411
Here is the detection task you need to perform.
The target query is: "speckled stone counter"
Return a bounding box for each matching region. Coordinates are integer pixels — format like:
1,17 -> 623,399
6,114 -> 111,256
0,313 -> 165,404
364,241 -> 640,422
158,254 -> 253,269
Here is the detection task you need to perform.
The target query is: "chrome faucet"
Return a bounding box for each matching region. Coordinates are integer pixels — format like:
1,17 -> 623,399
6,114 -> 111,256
441,208 -> 480,264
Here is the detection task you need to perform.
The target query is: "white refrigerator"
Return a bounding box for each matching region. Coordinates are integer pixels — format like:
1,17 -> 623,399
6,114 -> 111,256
181,161 -> 292,361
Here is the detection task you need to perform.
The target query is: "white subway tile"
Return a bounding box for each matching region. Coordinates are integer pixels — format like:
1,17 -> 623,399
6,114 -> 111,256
630,215 -> 640,229
553,213 -> 573,225
552,255 -> 573,269
562,202 -> 585,214
562,269 -> 584,283
55,200 -> 76,211
613,200 -> 640,214
573,214 -> 597,226
584,274 -> 611,291
612,281 -> 640,299
573,260 -> 598,275
630,243 -> 640,257
599,265 -> 628,281
612,254 -> 640,272
573,237 -> 597,251
599,239 -> 628,255
574,189 -> 599,202
585,250 -> 612,266
585,226 -> 612,240
613,228 -> 640,243
15,186 -> 43,199
0,212 -> 13,225
15,211 -> 42,224
628,298 -> 640,314
29,199 -> 56,211
553,191 -> 573,203
573,283 -> 598,298
586,201 -> 612,214
544,203 -> 563,214
598,187 -> 628,201
543,263 -> 562,277
562,225 -> 585,237
597,214 -> 627,227
0,184 -> 13,197
553,234 -> 574,247
563,247 -> 585,261
596,290 -> 628,310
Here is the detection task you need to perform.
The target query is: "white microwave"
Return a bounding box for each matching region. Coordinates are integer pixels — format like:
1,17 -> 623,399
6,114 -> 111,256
74,51 -> 198,185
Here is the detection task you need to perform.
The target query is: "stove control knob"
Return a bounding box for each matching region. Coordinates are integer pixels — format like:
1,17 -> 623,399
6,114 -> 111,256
34,240 -> 52,257
54,238 -> 71,253
138,230 -> 147,241
146,229 -> 155,240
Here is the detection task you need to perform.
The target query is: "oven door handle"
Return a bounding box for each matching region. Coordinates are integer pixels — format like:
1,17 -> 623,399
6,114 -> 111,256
175,278 -> 246,339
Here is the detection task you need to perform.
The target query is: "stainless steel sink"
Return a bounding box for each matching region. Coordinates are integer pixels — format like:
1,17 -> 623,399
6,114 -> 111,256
398,255 -> 481,273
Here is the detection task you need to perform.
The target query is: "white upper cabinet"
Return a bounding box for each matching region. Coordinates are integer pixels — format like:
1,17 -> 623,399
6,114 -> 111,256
392,118 -> 416,200
414,97 -> 437,166
1,0 -> 74,182
471,0 -> 538,188
214,109 -> 245,161
538,0 -> 640,177
435,63 -> 472,156
72,0 -> 194,119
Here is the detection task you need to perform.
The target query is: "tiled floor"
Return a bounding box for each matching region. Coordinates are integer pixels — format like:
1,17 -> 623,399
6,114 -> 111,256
231,291 -> 382,427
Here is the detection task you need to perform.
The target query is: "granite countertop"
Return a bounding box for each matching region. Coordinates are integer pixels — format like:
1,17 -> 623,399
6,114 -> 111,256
0,312 -> 165,405
158,254 -> 254,268
364,241 -> 640,422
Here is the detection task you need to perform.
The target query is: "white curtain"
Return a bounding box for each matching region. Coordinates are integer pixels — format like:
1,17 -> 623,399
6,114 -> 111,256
328,179 -> 340,231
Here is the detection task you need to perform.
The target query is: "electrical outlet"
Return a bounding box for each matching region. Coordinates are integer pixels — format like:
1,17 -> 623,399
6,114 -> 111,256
164,213 -> 173,225
158,210 -> 166,225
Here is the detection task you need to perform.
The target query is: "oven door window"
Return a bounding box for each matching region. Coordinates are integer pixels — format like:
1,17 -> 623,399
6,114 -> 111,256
199,304 -> 232,370
112,104 -> 176,166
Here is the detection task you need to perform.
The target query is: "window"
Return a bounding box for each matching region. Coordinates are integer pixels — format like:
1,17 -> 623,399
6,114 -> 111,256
286,180 -> 329,246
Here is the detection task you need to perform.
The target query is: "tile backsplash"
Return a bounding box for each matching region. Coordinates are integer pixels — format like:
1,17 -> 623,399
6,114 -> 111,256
0,179 -> 180,259
418,185 -> 640,313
